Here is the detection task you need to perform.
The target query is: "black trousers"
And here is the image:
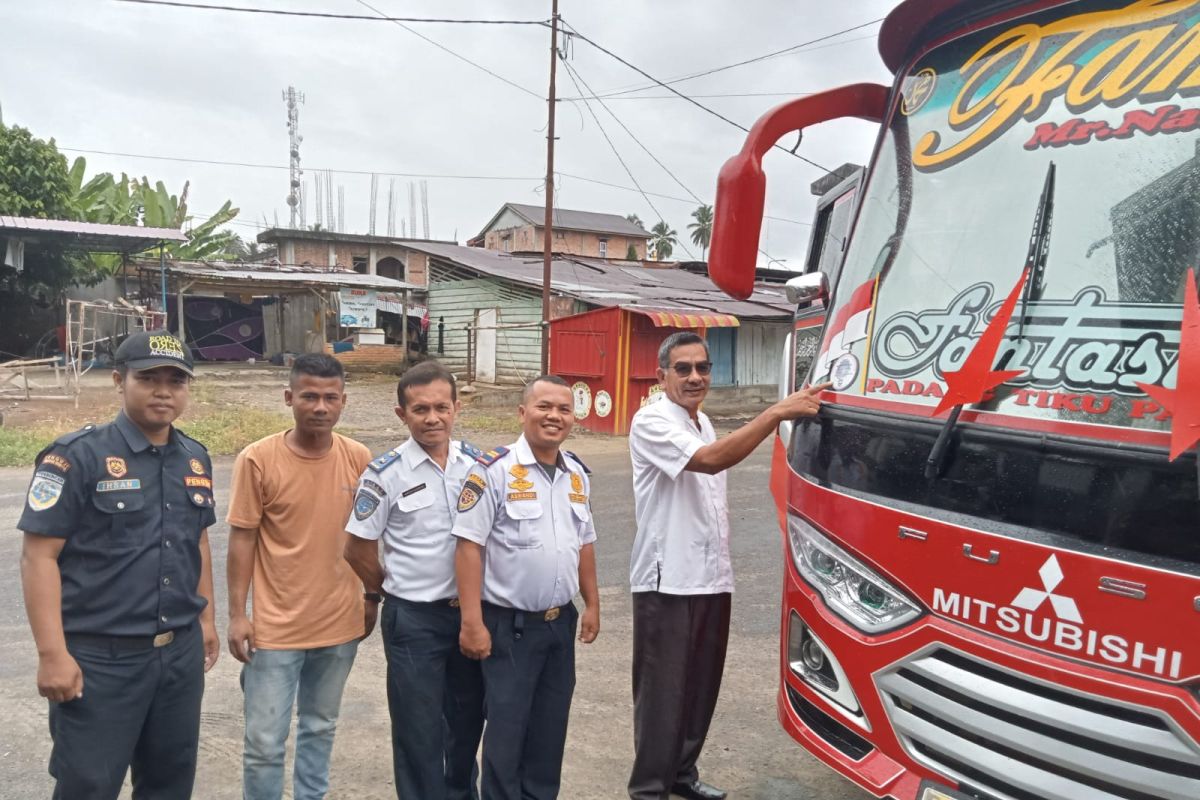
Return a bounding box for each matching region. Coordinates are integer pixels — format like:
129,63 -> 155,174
382,596 -> 485,800
48,623 -> 204,800
480,601 -> 578,800
628,591 -> 732,800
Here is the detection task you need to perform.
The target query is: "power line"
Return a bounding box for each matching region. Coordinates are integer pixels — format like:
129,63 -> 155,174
115,0 -> 549,26
60,147 -> 539,181
352,0 -> 544,100
561,21 -> 831,173
562,91 -> 815,101
561,61 -> 700,208
559,60 -> 694,261
585,27 -> 881,99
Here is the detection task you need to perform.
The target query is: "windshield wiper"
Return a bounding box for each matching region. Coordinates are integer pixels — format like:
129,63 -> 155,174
923,164 -> 1056,479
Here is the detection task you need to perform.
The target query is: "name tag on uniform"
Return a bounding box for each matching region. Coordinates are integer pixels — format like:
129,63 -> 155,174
97,479 -> 142,492
184,476 -> 211,489
402,483 -> 426,497
507,491 -> 537,501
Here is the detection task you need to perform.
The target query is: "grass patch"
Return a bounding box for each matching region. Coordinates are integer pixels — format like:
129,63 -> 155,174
0,408 -> 293,467
0,425 -> 63,468
177,408 -> 292,455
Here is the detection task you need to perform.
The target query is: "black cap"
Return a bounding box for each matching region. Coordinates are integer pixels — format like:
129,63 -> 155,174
114,330 -> 194,376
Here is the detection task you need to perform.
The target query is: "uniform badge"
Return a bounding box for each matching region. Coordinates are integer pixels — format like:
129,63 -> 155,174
106,456 -> 128,478
401,483 -> 426,498
185,476 -> 212,489
568,471 -> 587,503
189,458 -> 205,475
27,473 -> 64,511
507,491 -> 537,502
193,492 -> 207,505
508,464 -> 534,491
457,473 -> 486,512
41,454 -> 72,472
354,490 -> 381,521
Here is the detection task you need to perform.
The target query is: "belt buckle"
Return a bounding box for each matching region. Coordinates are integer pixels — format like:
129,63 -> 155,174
448,598 -> 461,608
153,631 -> 175,648
543,607 -> 560,622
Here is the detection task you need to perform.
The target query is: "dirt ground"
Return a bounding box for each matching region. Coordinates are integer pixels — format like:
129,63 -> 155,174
0,365 -> 868,800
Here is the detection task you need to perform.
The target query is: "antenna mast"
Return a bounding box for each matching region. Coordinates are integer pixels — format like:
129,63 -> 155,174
283,86 -> 305,229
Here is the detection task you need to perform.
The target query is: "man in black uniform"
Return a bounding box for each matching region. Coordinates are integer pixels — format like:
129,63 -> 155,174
18,330 -> 220,800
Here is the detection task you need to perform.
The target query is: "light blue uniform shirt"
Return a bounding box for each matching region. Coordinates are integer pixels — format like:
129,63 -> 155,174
452,435 -> 596,612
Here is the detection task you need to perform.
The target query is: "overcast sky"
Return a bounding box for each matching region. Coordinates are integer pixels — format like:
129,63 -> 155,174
2,0 -> 896,267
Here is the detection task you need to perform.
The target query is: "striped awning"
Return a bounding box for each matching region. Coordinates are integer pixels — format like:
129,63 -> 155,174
623,306 -> 740,328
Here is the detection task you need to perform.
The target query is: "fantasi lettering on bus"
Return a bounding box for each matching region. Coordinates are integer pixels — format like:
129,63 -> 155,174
912,0 -> 1200,172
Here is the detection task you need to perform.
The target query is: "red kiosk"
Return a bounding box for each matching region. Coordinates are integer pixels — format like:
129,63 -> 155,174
549,304 -> 738,434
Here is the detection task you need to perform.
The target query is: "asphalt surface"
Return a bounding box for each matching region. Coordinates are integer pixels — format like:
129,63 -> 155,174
0,436 -> 869,799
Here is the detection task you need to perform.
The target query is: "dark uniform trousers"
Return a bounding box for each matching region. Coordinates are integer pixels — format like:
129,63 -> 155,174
49,623 -> 204,800
480,601 -> 578,800
382,595 -> 484,800
628,591 -> 732,800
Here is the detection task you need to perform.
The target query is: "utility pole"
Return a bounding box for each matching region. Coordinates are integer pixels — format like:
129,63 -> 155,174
540,0 -> 559,374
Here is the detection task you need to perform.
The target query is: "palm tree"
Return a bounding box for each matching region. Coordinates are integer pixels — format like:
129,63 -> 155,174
688,204 -> 713,260
625,213 -> 645,230
650,220 -> 678,261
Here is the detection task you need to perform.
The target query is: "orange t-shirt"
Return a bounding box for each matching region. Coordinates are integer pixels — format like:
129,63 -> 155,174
227,431 -> 372,649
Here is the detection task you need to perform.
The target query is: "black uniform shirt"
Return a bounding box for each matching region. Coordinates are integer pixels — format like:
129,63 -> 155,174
18,412 -> 217,636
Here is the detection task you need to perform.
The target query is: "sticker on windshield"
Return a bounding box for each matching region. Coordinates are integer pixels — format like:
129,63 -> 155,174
830,354 -> 859,392
909,0 -> 1200,172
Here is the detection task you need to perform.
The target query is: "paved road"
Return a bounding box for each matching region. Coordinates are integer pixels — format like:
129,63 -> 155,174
0,436 -> 868,799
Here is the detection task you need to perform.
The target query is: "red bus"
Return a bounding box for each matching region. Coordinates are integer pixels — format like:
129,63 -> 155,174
709,2 -> 1200,799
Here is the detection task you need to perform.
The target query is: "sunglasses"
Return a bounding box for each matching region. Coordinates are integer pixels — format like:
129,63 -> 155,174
670,360 -> 713,377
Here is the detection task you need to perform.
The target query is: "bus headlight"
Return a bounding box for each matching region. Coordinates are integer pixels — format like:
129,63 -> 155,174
789,515 -> 921,633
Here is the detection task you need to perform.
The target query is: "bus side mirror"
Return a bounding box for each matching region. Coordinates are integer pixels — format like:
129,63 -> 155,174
785,272 -> 829,306
709,83 -> 890,300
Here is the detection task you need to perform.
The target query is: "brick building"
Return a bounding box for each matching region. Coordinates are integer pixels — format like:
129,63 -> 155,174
256,228 -> 454,288
469,203 -> 650,260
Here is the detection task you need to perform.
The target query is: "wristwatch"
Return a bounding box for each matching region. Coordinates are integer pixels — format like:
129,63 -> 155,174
363,592 -> 383,603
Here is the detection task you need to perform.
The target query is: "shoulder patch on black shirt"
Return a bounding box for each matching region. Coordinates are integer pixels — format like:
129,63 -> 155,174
368,447 -> 402,473
474,446 -> 508,467
564,450 -> 590,474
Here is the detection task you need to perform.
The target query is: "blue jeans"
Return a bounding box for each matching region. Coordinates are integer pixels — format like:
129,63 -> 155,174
240,640 -> 358,800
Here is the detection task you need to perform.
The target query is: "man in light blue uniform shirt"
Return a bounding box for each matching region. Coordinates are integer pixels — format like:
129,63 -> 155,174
344,361 -> 484,800
453,375 -> 601,800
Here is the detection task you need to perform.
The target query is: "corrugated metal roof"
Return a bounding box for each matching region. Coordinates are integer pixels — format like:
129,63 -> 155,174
142,259 -> 421,291
478,203 -> 651,240
405,242 -> 791,320
0,215 -> 187,251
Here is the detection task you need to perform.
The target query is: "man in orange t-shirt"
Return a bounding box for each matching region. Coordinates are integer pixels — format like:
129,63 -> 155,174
225,353 -> 373,800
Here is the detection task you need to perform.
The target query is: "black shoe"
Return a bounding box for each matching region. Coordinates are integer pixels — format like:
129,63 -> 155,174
670,779 -> 727,800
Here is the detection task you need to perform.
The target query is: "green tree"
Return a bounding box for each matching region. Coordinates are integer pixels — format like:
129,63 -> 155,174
649,220 -> 677,261
688,204 -> 713,260
0,124 -> 72,218
625,243 -> 638,260
625,213 -> 644,230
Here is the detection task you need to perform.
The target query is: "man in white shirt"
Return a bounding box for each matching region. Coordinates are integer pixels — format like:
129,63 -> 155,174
627,332 -> 827,800
454,375 -> 600,800
344,361 -> 484,800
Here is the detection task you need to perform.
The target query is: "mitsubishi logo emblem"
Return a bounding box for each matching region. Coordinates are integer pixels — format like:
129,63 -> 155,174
1011,555 -> 1083,623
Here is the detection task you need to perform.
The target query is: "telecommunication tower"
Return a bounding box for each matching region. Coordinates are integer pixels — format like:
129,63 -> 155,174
283,86 -> 305,229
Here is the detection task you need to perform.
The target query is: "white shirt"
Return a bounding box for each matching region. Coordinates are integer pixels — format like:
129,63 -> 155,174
452,435 -> 597,612
628,396 -> 733,595
345,438 -> 476,602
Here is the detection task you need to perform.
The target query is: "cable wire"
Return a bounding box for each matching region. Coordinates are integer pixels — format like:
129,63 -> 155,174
583,26 -> 881,99
562,20 -> 831,173
352,0 -> 545,100
115,0 -> 549,26
559,60 -> 694,261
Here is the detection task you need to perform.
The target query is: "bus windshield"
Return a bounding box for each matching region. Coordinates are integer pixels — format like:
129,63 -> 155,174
815,0 -> 1200,437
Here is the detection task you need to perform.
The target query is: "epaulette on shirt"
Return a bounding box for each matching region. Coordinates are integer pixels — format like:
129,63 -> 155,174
459,441 -> 482,460
564,450 -> 591,474
176,428 -> 209,454
475,446 -> 509,467
368,447 -> 403,473
36,424 -> 96,463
